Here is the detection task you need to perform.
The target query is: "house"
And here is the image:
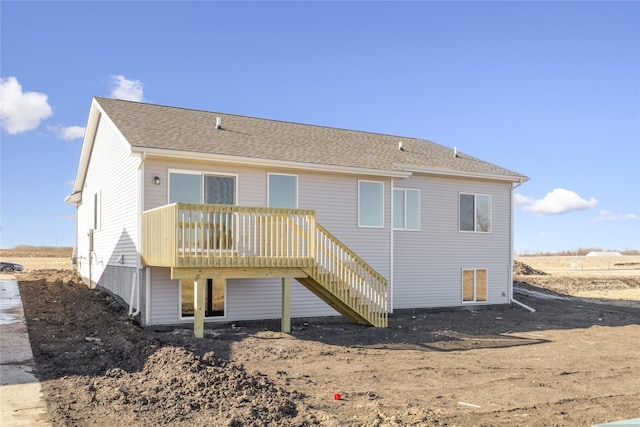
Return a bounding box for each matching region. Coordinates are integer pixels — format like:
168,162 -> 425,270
66,97 -> 529,336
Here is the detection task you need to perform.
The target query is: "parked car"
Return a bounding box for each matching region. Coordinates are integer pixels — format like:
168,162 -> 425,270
1,261 -> 24,273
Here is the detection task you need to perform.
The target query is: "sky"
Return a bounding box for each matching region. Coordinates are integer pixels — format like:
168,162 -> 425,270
1,1 -> 639,253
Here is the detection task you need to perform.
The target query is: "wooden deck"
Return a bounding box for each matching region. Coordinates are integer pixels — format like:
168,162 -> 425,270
142,203 -> 388,329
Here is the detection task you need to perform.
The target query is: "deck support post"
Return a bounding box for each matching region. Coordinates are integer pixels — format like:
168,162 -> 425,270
194,278 -> 206,338
281,276 -> 291,333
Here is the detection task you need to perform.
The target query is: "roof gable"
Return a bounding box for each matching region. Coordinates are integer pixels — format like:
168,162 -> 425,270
92,97 -> 528,182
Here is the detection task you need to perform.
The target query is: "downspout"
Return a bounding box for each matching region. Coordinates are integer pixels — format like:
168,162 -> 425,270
141,152 -> 151,325
510,180 -> 535,313
130,152 -> 146,318
128,271 -> 139,316
389,178 -> 394,313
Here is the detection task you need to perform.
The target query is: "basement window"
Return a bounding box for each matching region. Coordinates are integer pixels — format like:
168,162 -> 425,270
181,279 -> 225,318
462,268 -> 488,303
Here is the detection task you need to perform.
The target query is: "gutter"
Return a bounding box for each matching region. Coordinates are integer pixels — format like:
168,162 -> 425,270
394,163 -> 529,183
509,179 -> 535,312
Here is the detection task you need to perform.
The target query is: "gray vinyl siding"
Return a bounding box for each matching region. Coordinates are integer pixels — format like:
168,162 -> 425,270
227,279 -> 339,321
143,160 -> 390,325
148,267 -> 179,325
392,175 -> 512,309
143,160 -> 391,275
148,268 -> 339,326
100,265 -> 137,305
300,171 -> 392,279
75,114 -> 140,302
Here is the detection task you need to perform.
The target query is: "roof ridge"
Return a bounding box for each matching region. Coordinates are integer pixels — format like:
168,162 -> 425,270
94,97 -> 447,148
93,97 -> 528,182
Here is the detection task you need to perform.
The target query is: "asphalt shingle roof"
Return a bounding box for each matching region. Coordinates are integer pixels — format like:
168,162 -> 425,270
95,97 -> 527,181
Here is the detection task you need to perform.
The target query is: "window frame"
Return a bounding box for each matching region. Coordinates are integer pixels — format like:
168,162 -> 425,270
168,169 -> 238,205
204,173 -> 236,205
459,193 -> 492,233
267,173 -> 298,208
179,278 -> 227,320
93,191 -> 101,231
462,268 -> 488,303
393,188 -> 420,231
358,180 -> 384,228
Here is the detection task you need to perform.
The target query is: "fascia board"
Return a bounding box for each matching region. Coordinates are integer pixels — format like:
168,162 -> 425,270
66,99 -> 102,203
66,98 -> 136,204
135,146 -> 413,178
394,163 -> 529,183
65,192 -> 82,204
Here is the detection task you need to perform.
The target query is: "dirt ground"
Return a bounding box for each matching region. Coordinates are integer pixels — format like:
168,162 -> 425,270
8,254 -> 640,426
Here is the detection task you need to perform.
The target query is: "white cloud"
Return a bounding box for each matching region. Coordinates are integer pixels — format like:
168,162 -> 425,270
110,75 -> 144,102
514,193 -> 535,207
47,125 -> 85,140
515,188 -> 598,215
594,210 -> 640,222
0,76 -> 53,134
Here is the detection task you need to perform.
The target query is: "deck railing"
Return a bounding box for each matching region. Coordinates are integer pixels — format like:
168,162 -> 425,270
307,223 -> 389,327
142,203 -> 316,268
141,203 -> 388,327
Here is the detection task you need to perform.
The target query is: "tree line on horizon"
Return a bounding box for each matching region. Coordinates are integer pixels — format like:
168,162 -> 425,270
517,247 -> 639,256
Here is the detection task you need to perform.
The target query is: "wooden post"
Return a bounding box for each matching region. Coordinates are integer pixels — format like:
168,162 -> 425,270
194,278 -> 206,338
281,276 -> 291,333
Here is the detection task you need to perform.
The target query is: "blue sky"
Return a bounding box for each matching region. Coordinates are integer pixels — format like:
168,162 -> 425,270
1,1 -> 638,253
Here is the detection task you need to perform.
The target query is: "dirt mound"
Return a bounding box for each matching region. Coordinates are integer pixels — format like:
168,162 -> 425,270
18,270 -> 319,426
17,269 -> 640,426
85,346 -> 313,426
21,269 -> 84,284
513,260 -> 547,275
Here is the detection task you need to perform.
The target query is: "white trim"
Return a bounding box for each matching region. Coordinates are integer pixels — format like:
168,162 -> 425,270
167,169 -> 239,206
392,188 -> 420,231
389,179 -> 395,313
137,153 -> 145,317
167,168 -> 201,204
459,192 -> 492,233
145,267 -> 151,326
67,98 -> 135,203
93,191 -> 102,231
461,268 -> 489,304
203,171 -> 238,205
394,163 -> 528,183
357,180 -> 384,228
509,181 -> 524,302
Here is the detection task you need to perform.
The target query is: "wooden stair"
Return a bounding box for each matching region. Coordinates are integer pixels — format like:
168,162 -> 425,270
297,224 -> 389,328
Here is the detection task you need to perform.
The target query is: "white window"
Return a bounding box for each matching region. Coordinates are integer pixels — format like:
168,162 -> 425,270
93,191 -> 101,231
169,171 -> 236,205
168,170 -> 237,250
169,172 -> 201,204
268,173 -> 298,208
393,188 -> 419,231
462,268 -> 488,303
358,180 -> 384,228
459,193 -> 491,232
